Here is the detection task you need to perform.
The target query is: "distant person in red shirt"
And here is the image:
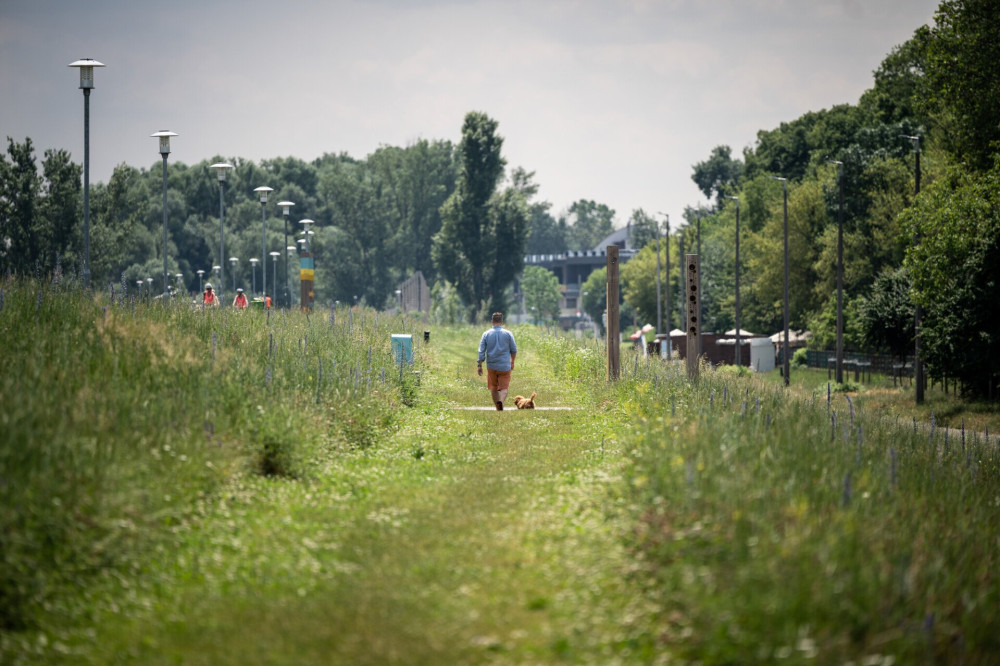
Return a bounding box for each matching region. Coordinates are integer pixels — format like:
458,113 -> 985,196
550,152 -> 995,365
264,292 -> 272,309
203,283 -> 218,307
233,288 -> 248,309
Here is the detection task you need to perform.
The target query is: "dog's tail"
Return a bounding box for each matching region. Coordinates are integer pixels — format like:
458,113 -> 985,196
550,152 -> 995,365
529,392 -> 536,401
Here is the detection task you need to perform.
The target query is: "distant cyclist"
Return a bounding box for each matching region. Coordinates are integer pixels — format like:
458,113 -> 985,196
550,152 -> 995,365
233,288 -> 248,309
203,283 -> 219,307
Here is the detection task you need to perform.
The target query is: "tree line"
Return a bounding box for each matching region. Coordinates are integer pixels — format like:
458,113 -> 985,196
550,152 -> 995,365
578,0 -> 996,399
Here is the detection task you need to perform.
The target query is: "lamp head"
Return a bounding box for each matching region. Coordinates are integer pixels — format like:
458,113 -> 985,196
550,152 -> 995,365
277,201 -> 295,215
254,186 -> 273,203
249,257 -> 259,265
210,162 -> 234,182
69,59 -> 105,89
151,130 -> 178,155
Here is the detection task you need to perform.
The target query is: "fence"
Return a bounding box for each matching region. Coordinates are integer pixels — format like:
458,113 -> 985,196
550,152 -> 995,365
804,350 -> 914,383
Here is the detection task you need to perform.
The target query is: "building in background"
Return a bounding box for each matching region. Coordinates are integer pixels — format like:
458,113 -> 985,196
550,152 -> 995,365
520,226 -> 636,329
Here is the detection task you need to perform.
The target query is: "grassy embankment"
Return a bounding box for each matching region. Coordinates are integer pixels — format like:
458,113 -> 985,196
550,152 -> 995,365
3,279 -> 999,664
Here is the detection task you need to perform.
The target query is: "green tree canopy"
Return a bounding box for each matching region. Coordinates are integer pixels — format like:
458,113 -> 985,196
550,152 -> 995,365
905,163 -> 1000,398
565,199 -> 615,251
923,0 -> 1000,171
520,265 -> 561,323
691,145 -> 744,209
432,112 -> 529,320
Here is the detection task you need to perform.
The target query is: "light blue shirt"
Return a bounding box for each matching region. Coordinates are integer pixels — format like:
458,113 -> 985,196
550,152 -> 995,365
478,326 -> 517,371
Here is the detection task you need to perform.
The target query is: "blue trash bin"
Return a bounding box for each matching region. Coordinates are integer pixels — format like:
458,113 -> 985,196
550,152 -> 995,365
391,334 -> 413,366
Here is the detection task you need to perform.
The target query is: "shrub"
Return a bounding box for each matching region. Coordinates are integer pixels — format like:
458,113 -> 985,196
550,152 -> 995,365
791,347 -> 809,368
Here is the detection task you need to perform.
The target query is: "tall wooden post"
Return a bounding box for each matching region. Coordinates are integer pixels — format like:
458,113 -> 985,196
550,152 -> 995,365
686,254 -> 700,380
300,251 -> 314,312
606,246 -> 620,381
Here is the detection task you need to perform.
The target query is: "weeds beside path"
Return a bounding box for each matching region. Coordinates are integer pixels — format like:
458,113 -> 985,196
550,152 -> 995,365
67,326 -> 647,664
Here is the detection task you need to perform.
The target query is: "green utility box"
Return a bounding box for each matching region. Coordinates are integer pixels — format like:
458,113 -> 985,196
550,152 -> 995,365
391,334 -> 413,366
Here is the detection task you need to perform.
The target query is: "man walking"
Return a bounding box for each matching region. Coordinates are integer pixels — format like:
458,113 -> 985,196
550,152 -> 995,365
477,312 -> 517,410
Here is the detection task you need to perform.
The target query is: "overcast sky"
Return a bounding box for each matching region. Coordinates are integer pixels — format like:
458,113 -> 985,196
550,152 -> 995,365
1,0 -> 938,230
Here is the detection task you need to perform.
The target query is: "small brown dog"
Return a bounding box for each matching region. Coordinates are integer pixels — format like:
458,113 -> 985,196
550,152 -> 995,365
513,392 -> 537,409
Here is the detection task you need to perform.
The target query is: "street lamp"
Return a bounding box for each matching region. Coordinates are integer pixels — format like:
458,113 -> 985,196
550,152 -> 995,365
68,59 -> 105,288
654,214 -> 663,335
249,257 -> 259,296
826,161 -> 845,384
196,269 -> 205,295
771,176 -> 790,387
395,288 -> 403,312
727,196 -> 742,367
270,251 -> 280,307
228,257 -> 238,296
254,186 -> 273,304
299,219 -> 315,250
903,135 -> 924,404
210,162 -> 234,303
151,131 -> 177,295
146,277 -> 153,296
175,273 -> 184,294
277,201 -> 294,306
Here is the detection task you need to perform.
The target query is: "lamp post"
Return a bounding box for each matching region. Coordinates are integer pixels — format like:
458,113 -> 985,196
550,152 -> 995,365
254,186 -> 273,304
68,59 -> 105,288
196,269 -> 205,296
395,288 -> 403,313
299,219 -> 314,250
210,163 -> 234,303
175,273 -> 184,294
146,277 -> 153,296
270,251 -> 280,307
654,215 -> 663,335
151,131 -> 177,296
826,161 -> 845,384
727,196 -> 742,367
772,176 -> 790,387
228,257 -> 238,296
249,257 -> 259,296
277,201 -> 294,307
902,135 -> 924,403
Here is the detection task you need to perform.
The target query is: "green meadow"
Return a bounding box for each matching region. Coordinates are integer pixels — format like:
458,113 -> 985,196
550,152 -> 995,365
2,279 -> 999,664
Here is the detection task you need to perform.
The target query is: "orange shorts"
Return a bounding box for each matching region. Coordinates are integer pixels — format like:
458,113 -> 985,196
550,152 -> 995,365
486,368 -> 511,391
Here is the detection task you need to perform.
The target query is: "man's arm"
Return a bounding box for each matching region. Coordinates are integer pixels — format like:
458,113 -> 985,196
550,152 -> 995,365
509,352 -> 516,371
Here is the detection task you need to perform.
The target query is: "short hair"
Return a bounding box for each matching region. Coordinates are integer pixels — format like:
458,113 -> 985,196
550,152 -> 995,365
491,312 -> 503,324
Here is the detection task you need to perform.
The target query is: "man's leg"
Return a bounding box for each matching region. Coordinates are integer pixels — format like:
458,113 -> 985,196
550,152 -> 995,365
487,369 -> 502,409
497,371 -> 511,406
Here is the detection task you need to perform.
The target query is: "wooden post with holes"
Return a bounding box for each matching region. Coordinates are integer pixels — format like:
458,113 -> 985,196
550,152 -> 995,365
686,254 -> 700,380
606,246 -> 620,381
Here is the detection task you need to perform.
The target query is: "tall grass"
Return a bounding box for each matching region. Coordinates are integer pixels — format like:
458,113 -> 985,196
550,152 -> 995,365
0,278 -> 421,633
615,355 -> 1000,663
